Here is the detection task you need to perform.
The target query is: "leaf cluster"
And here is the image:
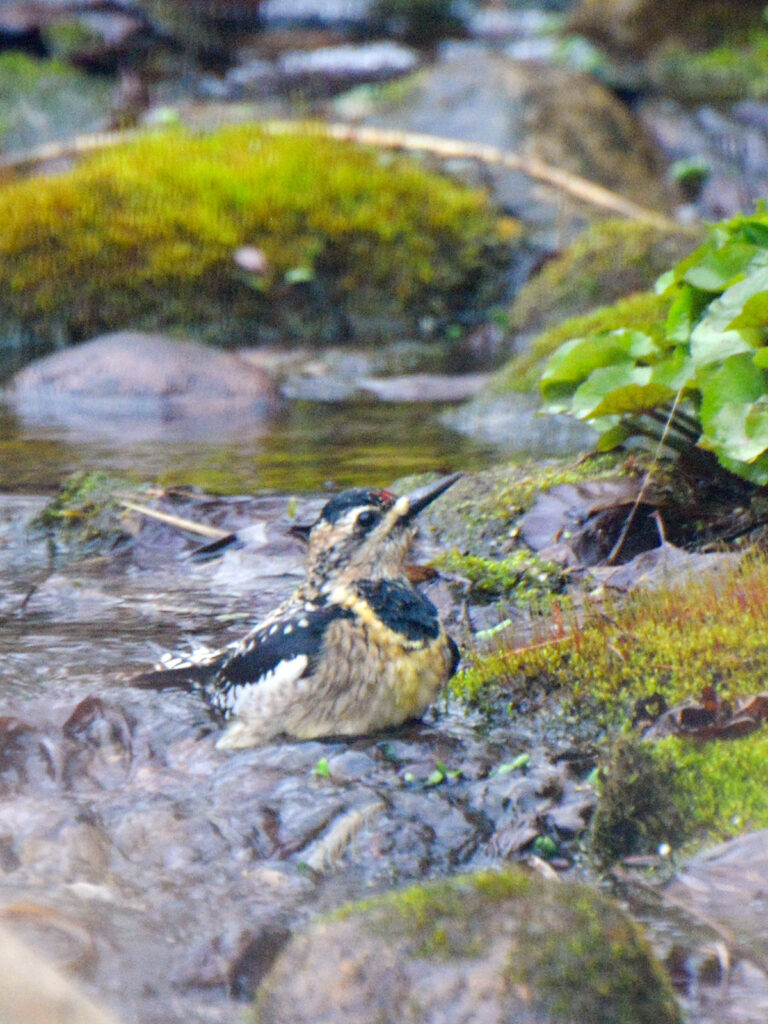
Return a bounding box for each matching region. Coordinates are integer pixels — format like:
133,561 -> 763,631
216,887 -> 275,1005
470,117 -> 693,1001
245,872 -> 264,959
541,207 -> 768,484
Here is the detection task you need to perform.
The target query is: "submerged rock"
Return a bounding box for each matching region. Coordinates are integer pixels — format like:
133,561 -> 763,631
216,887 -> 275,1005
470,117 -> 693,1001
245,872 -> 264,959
252,868 -> 682,1024
5,331 -> 281,439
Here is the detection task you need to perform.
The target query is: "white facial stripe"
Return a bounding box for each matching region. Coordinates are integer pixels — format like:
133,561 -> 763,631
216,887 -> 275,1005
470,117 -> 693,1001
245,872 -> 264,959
393,495 -> 409,517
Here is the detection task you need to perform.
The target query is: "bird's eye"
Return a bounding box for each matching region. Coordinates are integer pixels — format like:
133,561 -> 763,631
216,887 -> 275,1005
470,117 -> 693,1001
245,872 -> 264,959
357,509 -> 379,530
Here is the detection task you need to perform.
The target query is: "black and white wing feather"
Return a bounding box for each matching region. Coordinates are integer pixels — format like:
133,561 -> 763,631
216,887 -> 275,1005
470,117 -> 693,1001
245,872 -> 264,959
208,603 -> 354,715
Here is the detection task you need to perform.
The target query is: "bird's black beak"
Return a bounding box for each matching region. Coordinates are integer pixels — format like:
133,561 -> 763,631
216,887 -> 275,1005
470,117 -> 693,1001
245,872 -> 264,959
399,472 -> 461,524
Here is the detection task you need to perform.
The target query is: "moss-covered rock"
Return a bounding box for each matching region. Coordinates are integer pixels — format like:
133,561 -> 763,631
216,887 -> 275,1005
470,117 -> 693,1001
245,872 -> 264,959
0,124 -> 513,353
650,28 -> 768,103
508,219 -> 702,341
569,0 -> 766,59
252,869 -> 682,1024
453,554 -> 768,852
0,53 -> 109,152
496,290 -> 671,394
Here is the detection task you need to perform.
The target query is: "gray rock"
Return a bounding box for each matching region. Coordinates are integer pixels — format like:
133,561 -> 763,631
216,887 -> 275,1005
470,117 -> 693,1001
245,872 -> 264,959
344,43 -> 672,247
5,331 -> 281,440
253,868 -> 682,1024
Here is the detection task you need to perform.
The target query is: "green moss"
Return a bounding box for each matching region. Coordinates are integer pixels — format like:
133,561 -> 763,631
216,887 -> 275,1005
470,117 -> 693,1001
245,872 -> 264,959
422,453 -> 628,556
507,219 -> 701,341
333,870 -> 535,958
661,731 -> 768,838
511,880 -> 682,1024
495,290 -> 671,394
0,124 -> 512,347
319,869 -> 681,1024
455,554 -> 768,848
652,27 -> 768,102
590,736 -> 687,866
31,470 -> 138,551
434,548 -> 565,603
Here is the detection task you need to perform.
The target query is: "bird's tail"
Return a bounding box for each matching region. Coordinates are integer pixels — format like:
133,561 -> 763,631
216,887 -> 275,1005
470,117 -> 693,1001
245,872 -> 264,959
131,645 -> 223,693
132,663 -> 214,692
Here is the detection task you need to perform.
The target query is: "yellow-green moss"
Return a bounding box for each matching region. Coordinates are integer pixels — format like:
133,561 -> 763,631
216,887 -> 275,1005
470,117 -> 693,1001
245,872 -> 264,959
317,869 -> 681,1024
422,453 -> 630,555
456,557 -> 768,710
511,878 -> 682,1024
0,124 -> 512,347
495,289 -> 671,394
434,548 -> 565,603
507,219 -> 701,339
455,555 -> 768,846
661,731 -> 768,838
31,470 -> 140,551
590,736 -> 687,865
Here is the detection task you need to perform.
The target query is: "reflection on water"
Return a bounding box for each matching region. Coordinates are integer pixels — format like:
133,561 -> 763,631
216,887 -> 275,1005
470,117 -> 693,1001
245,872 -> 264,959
0,396 -> 505,493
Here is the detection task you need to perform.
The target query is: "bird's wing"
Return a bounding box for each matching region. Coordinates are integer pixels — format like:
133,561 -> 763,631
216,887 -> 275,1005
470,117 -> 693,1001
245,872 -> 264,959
208,603 -> 354,715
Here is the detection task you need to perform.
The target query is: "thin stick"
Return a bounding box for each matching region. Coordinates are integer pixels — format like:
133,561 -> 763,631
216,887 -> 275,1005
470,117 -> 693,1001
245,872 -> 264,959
604,388 -> 685,566
118,499 -> 230,540
0,120 -> 677,228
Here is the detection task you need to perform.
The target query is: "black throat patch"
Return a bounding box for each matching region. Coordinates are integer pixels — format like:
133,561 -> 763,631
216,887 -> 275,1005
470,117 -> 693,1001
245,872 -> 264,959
356,579 -> 441,641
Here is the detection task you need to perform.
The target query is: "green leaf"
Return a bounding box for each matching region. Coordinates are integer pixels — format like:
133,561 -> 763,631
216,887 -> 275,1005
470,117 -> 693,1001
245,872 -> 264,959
698,353 -> 768,461
742,221 -> 768,247
570,364 -> 674,419
541,330 -> 658,387
650,347 -> 695,390
689,270 -> 768,366
495,753 -> 530,774
702,399 -> 768,463
683,241 -> 757,292
314,757 -> 331,778
728,288 -> 768,332
595,421 -> 633,451
665,285 -> 709,344
425,766 -> 445,787
654,268 -> 676,294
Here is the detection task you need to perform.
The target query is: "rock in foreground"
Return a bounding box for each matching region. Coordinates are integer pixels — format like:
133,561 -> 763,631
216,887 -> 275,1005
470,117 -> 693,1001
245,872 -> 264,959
252,868 -> 682,1024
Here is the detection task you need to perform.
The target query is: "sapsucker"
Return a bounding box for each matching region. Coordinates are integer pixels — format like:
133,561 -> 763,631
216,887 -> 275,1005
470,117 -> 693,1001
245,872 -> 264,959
136,474 -> 460,748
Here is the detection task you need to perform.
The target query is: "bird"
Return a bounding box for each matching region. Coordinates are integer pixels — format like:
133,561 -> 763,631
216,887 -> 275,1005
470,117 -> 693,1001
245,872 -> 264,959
135,473 -> 461,748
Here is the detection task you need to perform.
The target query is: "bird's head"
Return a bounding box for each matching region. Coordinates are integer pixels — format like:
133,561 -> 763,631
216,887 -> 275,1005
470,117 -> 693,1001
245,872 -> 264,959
299,473 -> 460,586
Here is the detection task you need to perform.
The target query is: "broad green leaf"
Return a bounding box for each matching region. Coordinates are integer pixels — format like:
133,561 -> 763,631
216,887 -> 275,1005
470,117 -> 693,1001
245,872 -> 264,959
689,271 -> 768,365
541,330 -> 658,387
570,364 -> 673,419
654,268 -> 676,295
682,242 -> 757,292
665,285 -> 709,344
701,399 -> 768,463
540,379 -> 580,413
595,421 -> 633,451
541,334 -> 630,385
728,288 -> 768,333
650,347 -> 695,390
754,348 -> 768,369
741,221 -> 768,248
698,352 -> 767,434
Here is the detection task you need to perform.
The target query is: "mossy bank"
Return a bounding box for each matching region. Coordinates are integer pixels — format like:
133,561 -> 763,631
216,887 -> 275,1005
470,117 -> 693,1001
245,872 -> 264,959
0,124 -> 516,357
